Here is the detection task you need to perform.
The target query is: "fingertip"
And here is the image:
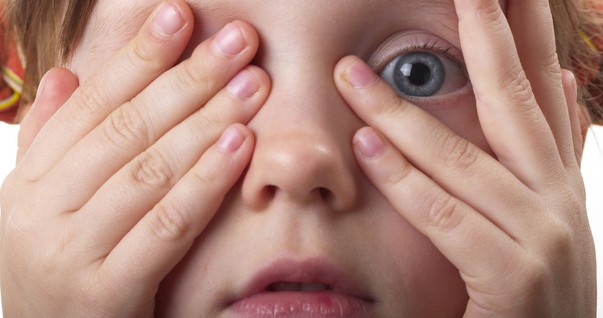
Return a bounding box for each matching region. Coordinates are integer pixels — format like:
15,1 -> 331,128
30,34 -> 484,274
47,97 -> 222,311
560,69 -> 577,103
335,55 -> 361,73
334,56 -> 372,87
228,20 -> 260,54
26,68 -> 79,123
353,127 -> 387,159
36,68 -> 80,101
149,1 -> 194,39
217,124 -> 250,153
244,65 -> 271,93
560,69 -> 589,164
232,65 -> 272,105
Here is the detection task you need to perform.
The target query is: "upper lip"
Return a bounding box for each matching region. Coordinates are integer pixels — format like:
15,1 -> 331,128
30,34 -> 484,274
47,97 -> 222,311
230,257 -> 374,303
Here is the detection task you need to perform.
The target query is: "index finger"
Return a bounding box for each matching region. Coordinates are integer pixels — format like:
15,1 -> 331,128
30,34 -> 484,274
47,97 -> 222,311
19,1 -> 194,180
506,0 -> 576,168
454,0 -> 566,191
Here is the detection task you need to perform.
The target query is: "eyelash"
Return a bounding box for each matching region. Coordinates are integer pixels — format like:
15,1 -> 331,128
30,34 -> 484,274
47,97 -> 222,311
373,39 -> 467,78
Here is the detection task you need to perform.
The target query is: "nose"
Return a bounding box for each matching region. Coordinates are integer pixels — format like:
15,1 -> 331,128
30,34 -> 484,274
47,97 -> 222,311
241,75 -> 362,211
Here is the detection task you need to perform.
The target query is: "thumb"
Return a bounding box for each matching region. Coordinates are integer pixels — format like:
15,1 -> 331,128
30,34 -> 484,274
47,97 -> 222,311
17,68 -> 79,163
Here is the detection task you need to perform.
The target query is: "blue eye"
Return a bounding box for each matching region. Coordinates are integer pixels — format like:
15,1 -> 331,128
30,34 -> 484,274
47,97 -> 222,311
379,50 -> 467,98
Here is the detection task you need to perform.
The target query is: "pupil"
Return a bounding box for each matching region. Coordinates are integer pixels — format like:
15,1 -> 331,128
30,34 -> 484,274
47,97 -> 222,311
387,51 -> 445,97
405,63 -> 431,86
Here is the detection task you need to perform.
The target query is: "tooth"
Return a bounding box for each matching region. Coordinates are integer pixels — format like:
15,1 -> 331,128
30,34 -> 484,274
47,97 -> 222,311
269,282 -> 301,291
300,283 -> 329,291
268,282 -> 331,292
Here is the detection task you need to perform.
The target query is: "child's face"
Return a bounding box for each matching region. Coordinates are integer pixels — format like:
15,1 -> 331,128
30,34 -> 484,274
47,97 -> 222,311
69,0 -> 505,316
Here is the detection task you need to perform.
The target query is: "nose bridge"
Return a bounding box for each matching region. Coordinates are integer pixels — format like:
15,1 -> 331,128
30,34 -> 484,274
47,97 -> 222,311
242,61 -> 361,211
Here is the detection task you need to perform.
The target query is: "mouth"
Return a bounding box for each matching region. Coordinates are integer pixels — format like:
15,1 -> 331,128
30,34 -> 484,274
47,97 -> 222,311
266,281 -> 331,292
228,258 -> 374,317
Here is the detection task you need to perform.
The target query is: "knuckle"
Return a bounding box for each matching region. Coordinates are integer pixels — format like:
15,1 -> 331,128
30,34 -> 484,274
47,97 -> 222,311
375,91 -> 412,122
434,132 -> 479,171
176,56 -> 214,94
500,70 -> 537,108
69,84 -> 110,124
104,104 -> 152,150
150,201 -> 191,242
190,164 -> 221,191
128,35 -> 164,70
503,257 -> 548,299
541,53 -> 561,77
472,0 -> 505,25
425,192 -> 464,232
384,161 -> 413,187
130,149 -> 176,189
543,217 -> 574,258
193,109 -> 224,132
80,275 -> 124,316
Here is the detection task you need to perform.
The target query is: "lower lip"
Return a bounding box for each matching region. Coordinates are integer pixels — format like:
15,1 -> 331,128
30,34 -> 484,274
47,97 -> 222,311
230,291 -> 372,317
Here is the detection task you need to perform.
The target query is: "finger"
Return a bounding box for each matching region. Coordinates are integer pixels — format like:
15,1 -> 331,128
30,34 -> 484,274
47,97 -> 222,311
45,22 -> 260,211
20,1 -> 194,179
559,70 -> 584,167
76,66 -> 269,251
506,0 -> 575,168
101,124 -> 253,294
352,127 -> 524,298
454,0 -> 565,191
16,68 -> 79,163
335,57 -> 540,237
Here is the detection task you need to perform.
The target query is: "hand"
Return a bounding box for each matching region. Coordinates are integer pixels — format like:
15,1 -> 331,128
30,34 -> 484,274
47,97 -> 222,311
334,0 -> 595,316
0,1 -> 270,316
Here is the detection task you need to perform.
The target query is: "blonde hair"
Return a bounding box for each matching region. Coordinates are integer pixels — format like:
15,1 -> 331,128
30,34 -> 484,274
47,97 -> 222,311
6,0 -> 96,104
6,0 -> 603,123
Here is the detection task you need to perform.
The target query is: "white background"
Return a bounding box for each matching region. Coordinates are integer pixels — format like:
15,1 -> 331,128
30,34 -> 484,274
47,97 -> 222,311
0,123 -> 601,316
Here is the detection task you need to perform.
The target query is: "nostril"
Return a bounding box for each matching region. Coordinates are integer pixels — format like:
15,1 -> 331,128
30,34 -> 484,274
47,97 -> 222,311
260,185 -> 336,206
267,185 -> 277,194
259,185 -> 277,202
319,187 -> 333,202
319,187 -> 345,209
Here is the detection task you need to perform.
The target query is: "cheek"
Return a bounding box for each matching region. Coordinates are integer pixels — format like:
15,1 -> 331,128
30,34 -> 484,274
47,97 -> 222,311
357,200 -> 468,315
155,186 -> 468,316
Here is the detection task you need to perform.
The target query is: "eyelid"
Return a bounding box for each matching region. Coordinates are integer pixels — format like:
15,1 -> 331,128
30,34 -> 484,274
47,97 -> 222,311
369,31 -> 465,74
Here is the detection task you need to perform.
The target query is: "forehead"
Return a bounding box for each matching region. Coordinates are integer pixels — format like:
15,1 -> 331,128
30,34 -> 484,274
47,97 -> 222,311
89,0 -> 477,51
77,0 -> 506,77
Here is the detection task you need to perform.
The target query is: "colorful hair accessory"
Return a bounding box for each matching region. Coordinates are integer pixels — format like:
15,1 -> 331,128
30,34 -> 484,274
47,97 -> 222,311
0,7 -> 24,123
580,29 -> 598,51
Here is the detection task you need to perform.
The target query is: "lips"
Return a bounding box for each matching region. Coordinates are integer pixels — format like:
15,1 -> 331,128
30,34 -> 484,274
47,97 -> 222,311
228,258 -> 374,317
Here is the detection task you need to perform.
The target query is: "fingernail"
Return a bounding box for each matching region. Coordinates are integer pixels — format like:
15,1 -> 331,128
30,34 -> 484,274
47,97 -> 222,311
354,128 -> 385,158
152,2 -> 186,37
346,60 -> 378,88
227,69 -> 259,99
218,126 -> 246,152
214,23 -> 246,56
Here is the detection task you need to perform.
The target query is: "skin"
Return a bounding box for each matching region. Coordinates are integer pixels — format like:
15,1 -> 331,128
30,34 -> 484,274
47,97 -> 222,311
0,0 -> 596,317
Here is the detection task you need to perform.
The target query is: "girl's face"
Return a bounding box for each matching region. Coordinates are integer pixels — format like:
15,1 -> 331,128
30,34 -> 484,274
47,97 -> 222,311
69,0 -> 505,316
